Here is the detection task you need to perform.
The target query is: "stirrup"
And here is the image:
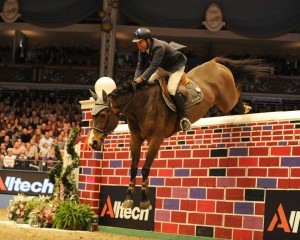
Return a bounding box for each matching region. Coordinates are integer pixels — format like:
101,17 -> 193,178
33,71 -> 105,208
180,118 -> 191,131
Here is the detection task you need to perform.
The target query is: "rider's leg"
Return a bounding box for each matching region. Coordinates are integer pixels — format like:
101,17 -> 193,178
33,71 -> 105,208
168,67 -> 191,131
148,68 -> 168,84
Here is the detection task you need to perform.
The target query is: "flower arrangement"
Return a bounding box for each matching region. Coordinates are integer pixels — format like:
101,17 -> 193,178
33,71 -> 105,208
27,196 -> 58,228
7,194 -> 34,223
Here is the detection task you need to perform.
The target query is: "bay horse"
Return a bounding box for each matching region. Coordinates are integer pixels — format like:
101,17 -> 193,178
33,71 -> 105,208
88,57 -> 270,209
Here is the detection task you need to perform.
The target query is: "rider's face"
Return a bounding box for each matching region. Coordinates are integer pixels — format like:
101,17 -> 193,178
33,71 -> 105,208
136,39 -> 148,52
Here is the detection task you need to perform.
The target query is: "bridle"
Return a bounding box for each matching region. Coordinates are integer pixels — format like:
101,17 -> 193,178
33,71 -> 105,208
91,89 -> 137,142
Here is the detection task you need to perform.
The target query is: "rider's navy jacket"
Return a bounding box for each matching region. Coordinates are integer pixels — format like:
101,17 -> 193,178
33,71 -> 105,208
134,38 -> 187,81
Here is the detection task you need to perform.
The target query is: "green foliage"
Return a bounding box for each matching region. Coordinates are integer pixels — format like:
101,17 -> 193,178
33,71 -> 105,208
49,127 -> 80,201
53,200 -> 95,231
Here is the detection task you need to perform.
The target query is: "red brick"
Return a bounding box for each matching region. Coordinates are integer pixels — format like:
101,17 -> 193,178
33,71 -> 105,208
219,158 -> 238,167
167,159 -> 182,168
154,222 -> 161,232
255,203 -> 265,215
191,169 -> 207,176
193,149 -> 209,157
165,178 -> 181,186
108,177 -> 120,184
116,151 -> 129,159
103,152 -> 116,159
273,125 -> 283,130
102,169 -> 114,175
207,188 -> 224,200
248,168 -> 267,177
227,168 -> 246,177
215,227 -> 232,239
182,178 -> 198,187
81,191 -> 91,199
86,184 -> 100,191
88,160 -> 101,167
155,198 -> 163,209
197,200 -> 215,212
201,158 -> 218,167
160,150 -> 175,158
175,150 -> 191,158
226,188 -> 244,200
268,168 -> 288,177
83,151 -> 93,158
292,146 -> 300,156
237,178 -> 256,187
249,147 -> 269,156
233,229 -> 252,240
273,136 -> 283,141
180,199 -> 197,211
253,231 -> 263,240
291,168 -> 300,177
161,223 -> 178,234
262,136 -> 272,141
178,224 -> 195,236
278,179 -> 300,188
116,169 -> 128,176
152,159 -> 167,168
171,211 -> 187,223
206,213 -> 223,226
158,169 -> 173,177
239,157 -> 258,167
225,215 -> 242,228
216,201 -> 233,213
157,187 -> 172,197
183,159 -> 200,168
188,212 -> 205,224
271,146 -> 291,156
78,175 -> 86,182
259,157 -> 279,167
198,177 -> 216,187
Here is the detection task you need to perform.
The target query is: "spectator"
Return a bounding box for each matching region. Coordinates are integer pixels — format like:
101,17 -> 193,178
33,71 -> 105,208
3,135 -> 13,150
17,148 -> 28,170
3,148 -> 16,168
39,131 -> 53,150
21,128 -> 32,143
31,128 -> 43,147
25,139 -> 39,161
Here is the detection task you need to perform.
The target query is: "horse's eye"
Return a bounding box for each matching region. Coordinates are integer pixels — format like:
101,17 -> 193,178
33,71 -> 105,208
99,112 -> 106,118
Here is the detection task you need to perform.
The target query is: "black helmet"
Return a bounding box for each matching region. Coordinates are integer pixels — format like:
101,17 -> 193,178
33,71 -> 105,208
132,28 -> 152,42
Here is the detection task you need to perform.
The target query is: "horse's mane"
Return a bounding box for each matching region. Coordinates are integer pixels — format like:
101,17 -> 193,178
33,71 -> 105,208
109,81 -> 158,98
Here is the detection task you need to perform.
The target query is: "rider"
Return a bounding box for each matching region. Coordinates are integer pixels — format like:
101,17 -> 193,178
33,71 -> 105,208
132,27 -> 191,131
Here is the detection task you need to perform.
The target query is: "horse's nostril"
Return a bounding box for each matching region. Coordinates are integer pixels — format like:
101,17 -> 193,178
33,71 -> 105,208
92,140 -> 98,148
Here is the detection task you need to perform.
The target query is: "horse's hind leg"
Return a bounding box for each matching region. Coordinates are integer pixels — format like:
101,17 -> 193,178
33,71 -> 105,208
230,95 -> 252,115
123,133 -> 143,208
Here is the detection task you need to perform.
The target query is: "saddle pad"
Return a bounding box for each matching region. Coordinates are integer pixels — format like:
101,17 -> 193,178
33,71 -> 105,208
161,79 -> 203,111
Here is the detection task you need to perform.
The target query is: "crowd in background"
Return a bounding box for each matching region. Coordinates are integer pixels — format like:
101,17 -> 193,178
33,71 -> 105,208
0,90 -> 83,171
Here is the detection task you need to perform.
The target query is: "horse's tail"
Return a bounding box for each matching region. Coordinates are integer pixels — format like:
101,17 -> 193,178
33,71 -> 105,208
214,57 -> 271,81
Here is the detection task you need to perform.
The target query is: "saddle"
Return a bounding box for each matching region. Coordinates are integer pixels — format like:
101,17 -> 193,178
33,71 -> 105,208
159,73 -> 203,111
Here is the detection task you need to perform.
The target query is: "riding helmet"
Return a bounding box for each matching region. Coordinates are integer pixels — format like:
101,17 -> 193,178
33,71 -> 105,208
132,28 -> 152,42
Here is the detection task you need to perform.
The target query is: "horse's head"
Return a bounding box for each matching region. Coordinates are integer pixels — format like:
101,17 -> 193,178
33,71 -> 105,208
88,89 -> 119,151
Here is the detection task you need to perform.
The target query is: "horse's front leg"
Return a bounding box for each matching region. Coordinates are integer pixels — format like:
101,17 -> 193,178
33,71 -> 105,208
140,137 -> 164,209
123,133 -> 143,208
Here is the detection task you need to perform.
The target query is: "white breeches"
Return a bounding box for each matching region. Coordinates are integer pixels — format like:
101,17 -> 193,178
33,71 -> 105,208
148,66 -> 185,95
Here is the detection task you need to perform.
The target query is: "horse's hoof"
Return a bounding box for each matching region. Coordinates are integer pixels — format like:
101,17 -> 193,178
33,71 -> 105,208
122,200 -> 133,208
140,200 -> 151,209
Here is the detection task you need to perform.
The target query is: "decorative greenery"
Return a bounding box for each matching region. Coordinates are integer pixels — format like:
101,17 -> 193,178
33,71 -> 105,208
52,200 -> 95,231
49,127 -> 80,201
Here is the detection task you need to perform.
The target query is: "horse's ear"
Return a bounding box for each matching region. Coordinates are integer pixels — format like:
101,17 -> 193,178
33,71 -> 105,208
89,89 -> 98,101
102,90 -> 108,103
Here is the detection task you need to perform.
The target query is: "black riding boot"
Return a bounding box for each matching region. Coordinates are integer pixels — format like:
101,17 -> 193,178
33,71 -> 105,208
173,90 -> 191,131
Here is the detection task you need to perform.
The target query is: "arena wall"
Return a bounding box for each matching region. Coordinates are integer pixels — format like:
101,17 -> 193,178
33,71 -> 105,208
79,99 -> 300,240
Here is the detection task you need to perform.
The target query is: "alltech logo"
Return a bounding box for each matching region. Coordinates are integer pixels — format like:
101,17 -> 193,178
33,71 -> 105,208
99,185 -> 155,231
0,171 -> 54,195
264,190 -> 300,240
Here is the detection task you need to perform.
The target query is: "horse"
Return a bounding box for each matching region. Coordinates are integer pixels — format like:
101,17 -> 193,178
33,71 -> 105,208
88,57 -> 270,209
